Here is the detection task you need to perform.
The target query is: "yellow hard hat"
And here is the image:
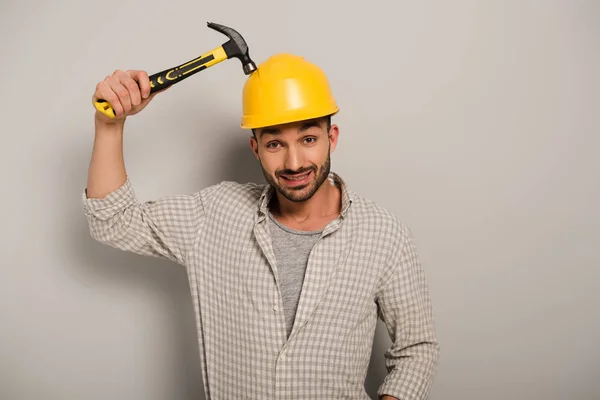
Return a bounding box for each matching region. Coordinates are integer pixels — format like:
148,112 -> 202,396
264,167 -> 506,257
240,53 -> 339,129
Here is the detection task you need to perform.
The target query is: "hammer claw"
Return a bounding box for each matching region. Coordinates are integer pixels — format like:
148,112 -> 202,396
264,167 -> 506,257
207,21 -> 257,74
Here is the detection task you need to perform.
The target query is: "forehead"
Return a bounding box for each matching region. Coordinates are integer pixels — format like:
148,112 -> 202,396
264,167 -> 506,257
257,118 -> 326,137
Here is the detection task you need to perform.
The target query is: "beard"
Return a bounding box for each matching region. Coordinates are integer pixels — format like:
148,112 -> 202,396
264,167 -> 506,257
260,150 -> 331,203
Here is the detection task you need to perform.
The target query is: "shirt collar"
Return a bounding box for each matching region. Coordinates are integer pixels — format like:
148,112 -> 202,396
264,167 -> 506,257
256,171 -> 353,222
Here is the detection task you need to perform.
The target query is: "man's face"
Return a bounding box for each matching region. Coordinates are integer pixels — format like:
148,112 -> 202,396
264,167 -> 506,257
250,118 -> 339,202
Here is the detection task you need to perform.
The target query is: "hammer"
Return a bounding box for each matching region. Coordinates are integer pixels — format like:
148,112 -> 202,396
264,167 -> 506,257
94,22 -> 257,119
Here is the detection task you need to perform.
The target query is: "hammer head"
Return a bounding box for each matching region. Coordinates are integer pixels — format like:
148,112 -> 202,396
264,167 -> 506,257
207,22 -> 257,75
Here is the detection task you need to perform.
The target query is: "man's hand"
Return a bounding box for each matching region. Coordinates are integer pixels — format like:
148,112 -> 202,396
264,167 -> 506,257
93,69 -> 167,123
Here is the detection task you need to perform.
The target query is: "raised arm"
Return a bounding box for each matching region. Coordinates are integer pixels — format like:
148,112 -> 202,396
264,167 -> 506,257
82,69 -> 214,266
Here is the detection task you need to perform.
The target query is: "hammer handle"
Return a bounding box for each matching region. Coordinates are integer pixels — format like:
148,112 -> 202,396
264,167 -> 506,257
94,45 -> 228,119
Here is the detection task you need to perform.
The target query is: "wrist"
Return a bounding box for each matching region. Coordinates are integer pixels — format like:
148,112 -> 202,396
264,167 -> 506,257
94,112 -> 125,135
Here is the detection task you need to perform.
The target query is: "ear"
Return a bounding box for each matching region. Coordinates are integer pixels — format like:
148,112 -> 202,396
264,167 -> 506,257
249,136 -> 260,160
327,124 -> 340,153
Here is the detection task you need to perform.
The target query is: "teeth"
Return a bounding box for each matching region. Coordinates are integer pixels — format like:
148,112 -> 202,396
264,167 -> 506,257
284,172 -> 309,181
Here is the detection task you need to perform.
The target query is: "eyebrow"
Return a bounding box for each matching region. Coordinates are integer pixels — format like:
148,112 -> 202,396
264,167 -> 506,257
260,120 -> 321,138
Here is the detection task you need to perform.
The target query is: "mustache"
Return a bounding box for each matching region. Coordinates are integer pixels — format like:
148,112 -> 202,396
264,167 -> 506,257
276,166 -> 315,177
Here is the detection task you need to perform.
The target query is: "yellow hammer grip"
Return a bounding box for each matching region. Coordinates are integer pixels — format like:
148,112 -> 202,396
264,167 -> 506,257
94,46 -> 228,118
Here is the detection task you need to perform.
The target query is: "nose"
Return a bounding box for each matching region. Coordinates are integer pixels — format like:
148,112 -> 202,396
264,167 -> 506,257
283,145 -> 304,172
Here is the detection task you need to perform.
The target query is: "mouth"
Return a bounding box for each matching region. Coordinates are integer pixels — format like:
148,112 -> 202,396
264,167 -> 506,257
279,171 -> 313,187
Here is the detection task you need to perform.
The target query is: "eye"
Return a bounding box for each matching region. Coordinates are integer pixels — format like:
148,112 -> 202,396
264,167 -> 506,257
266,141 -> 280,149
303,137 -> 317,144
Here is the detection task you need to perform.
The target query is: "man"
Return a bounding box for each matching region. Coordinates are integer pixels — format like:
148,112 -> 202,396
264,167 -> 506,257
83,53 -> 439,399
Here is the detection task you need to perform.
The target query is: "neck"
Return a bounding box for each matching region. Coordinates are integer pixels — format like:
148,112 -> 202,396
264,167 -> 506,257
272,179 -> 341,223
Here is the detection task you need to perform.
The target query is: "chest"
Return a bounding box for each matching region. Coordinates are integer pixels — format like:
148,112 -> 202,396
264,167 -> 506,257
194,218 -> 387,318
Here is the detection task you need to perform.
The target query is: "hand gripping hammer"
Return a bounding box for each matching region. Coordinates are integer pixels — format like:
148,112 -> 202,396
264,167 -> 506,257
94,22 -> 257,119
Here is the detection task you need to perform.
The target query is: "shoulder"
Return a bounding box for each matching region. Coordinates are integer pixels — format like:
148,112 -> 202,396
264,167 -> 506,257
214,180 -> 265,200
199,179 -> 266,212
347,191 -> 422,287
347,189 -> 413,247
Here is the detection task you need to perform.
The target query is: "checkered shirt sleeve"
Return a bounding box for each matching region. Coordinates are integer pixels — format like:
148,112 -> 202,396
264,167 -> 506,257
81,177 -> 217,266
376,223 -> 440,399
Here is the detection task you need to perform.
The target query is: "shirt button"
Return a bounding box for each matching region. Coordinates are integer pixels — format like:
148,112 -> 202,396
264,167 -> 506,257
273,304 -> 278,311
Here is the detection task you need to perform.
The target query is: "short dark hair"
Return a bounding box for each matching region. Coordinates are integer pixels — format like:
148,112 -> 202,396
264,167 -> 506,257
252,114 -> 332,138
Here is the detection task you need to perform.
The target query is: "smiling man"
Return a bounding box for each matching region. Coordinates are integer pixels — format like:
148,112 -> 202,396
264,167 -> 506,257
83,53 -> 440,399
254,118 -> 333,201
250,116 -> 339,233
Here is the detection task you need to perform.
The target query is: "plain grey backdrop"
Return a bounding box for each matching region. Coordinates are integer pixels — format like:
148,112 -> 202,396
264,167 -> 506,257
1,0 -> 598,399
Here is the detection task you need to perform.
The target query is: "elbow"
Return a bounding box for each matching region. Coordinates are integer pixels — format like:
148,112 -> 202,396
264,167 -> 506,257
86,205 -> 136,246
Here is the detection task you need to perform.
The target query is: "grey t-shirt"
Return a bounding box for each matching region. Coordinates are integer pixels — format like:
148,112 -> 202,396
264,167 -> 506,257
268,212 -> 322,338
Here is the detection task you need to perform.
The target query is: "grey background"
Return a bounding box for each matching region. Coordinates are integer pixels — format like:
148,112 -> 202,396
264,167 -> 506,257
1,0 -> 599,399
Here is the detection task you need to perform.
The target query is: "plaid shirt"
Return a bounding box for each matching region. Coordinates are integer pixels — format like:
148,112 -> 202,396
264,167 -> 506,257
82,172 -> 439,399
